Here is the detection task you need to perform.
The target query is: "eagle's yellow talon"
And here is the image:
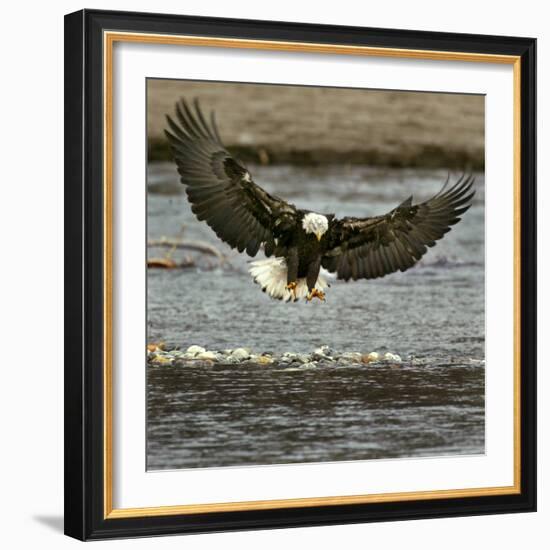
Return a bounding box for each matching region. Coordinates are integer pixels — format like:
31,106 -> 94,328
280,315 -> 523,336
306,288 -> 326,302
286,281 -> 298,299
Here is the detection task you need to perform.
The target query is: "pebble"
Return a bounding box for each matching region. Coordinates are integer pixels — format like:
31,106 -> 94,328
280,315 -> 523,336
149,354 -> 173,366
383,352 -> 402,363
196,351 -> 219,360
313,345 -> 333,357
147,343 -> 165,353
362,352 -> 380,364
231,348 -> 250,361
339,352 -> 363,363
186,345 -> 205,356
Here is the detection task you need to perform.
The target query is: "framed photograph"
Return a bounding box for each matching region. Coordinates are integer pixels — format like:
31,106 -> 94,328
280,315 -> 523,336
64,9 -> 536,541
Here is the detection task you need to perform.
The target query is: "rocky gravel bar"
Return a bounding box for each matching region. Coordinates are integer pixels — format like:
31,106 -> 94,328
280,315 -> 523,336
147,344 -> 403,369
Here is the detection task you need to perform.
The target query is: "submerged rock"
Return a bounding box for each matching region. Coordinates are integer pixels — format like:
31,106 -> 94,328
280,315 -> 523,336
186,359 -> 215,367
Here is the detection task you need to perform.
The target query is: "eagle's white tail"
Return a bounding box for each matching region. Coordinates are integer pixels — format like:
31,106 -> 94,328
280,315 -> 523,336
249,258 -> 331,302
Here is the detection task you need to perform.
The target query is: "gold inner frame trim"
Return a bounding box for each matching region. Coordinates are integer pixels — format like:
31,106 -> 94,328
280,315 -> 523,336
103,30 -> 522,520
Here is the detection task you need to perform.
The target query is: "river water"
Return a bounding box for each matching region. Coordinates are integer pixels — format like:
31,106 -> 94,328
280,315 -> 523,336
147,163 -> 485,470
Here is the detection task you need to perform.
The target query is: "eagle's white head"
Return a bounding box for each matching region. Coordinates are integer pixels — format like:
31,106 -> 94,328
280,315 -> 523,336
302,212 -> 329,242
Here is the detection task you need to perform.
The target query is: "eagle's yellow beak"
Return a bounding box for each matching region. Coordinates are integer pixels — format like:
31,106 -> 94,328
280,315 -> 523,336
315,231 -> 323,242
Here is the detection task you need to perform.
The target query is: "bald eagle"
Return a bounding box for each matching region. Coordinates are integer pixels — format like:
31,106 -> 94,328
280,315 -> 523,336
165,99 -> 475,303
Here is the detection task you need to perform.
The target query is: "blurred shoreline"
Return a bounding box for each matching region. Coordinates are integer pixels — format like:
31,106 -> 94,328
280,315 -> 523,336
148,80 -> 484,169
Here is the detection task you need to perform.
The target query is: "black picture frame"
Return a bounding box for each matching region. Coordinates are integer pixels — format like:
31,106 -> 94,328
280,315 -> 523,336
64,8 -> 536,541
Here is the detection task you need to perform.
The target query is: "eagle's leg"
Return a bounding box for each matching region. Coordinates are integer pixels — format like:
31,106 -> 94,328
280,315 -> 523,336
285,249 -> 299,299
305,258 -> 325,302
286,281 -> 297,300
286,248 -> 299,284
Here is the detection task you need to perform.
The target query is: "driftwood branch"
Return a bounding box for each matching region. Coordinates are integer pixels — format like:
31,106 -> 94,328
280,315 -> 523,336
148,238 -> 225,261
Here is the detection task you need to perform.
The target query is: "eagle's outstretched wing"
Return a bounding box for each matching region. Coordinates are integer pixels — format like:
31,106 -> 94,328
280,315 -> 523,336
322,175 -> 475,281
165,98 -> 299,257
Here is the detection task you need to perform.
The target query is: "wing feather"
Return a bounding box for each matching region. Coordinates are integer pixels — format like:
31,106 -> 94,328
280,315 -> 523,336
323,175 -> 475,280
165,98 -> 298,257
